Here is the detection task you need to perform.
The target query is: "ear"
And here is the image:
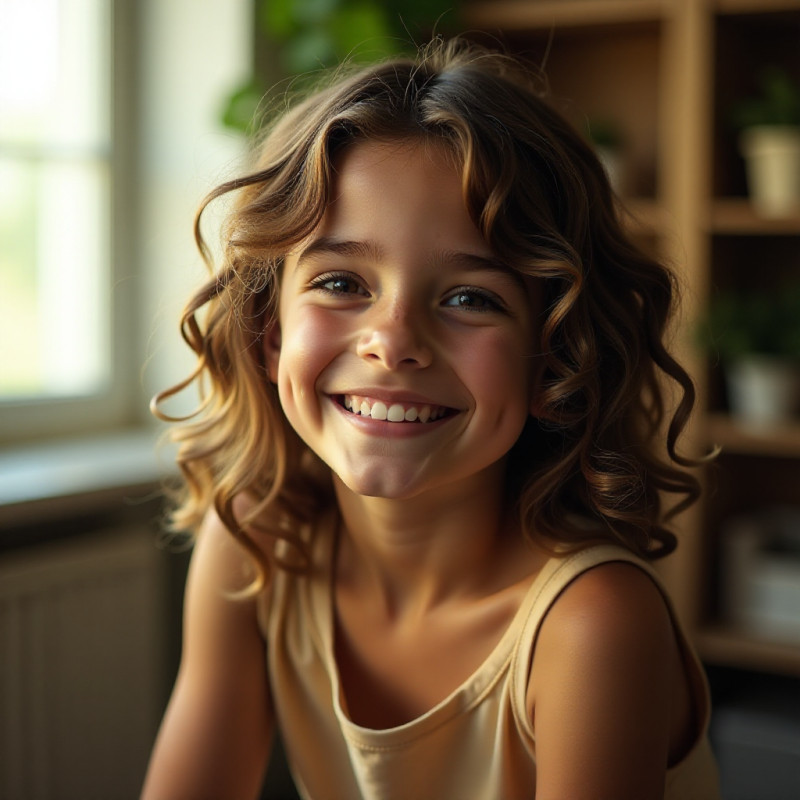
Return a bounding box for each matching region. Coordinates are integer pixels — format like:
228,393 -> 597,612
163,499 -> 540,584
263,320 -> 282,383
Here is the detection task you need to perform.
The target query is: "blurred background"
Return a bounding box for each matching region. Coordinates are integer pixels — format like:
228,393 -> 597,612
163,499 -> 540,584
1,1 -> 799,798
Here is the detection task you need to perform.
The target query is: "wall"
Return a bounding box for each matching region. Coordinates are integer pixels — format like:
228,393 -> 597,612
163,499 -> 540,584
137,0 -> 252,416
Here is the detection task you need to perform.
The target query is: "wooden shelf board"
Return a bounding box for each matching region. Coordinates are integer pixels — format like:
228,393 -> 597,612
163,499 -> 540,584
697,625 -> 800,676
709,198 -> 800,235
464,0 -> 667,31
715,0 -> 800,15
706,413 -> 800,457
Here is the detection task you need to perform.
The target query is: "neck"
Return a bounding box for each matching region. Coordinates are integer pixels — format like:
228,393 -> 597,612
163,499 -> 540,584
332,465 -> 519,618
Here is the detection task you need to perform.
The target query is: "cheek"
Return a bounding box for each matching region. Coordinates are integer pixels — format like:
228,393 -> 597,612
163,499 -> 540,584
459,330 -> 535,411
275,308 -> 345,410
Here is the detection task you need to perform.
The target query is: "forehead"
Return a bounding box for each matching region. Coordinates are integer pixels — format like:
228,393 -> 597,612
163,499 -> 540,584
308,137 -> 486,252
330,137 -> 463,205
332,135 -> 460,181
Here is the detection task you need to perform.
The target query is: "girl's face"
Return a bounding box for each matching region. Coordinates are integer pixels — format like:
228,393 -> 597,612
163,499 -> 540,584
266,138 -> 542,502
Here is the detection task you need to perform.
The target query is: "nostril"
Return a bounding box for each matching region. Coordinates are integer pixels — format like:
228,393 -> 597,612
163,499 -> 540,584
356,328 -> 433,370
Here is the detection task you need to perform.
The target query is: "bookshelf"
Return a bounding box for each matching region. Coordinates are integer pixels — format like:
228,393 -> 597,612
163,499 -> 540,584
465,0 -> 800,677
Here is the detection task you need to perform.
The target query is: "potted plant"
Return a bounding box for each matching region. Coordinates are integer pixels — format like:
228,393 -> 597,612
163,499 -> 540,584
221,0 -> 458,134
702,283 -> 800,427
732,66 -> 800,217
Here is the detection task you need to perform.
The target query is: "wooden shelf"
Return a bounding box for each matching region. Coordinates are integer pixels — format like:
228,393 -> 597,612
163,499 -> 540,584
706,413 -> 800,457
464,0 -> 666,31
466,0 -> 800,683
715,0 -> 800,15
709,199 -> 800,235
698,625 -> 800,676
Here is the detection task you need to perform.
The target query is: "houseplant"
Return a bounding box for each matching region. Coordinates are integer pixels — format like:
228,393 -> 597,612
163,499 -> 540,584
703,283 -> 800,427
732,66 -> 800,217
221,0 -> 458,134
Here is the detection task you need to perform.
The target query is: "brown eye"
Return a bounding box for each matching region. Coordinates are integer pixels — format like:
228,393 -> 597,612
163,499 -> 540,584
443,288 -> 503,312
310,272 -> 368,296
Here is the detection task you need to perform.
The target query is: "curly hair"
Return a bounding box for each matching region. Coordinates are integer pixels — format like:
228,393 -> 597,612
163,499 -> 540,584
152,37 -> 703,589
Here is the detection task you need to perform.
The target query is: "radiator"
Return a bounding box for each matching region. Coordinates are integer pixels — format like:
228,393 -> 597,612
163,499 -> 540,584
0,525 -> 167,800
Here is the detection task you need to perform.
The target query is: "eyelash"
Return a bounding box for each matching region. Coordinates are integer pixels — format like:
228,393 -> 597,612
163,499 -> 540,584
308,272 -> 508,313
308,271 -> 367,296
442,286 -> 506,313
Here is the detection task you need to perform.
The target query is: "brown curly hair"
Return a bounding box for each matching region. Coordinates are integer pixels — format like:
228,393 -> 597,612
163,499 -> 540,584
152,37 -> 703,589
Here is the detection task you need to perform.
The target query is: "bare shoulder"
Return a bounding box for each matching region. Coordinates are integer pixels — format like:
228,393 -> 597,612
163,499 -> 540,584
140,506 -> 274,800
190,501 -> 272,597
530,560 -> 677,704
529,560 -> 684,800
179,502 -> 276,678
539,560 -> 672,656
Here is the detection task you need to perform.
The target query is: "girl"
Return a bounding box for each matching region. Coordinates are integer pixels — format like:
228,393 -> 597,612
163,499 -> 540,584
142,38 -> 719,800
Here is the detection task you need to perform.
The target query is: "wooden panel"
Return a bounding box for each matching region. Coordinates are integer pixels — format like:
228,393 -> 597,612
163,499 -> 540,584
465,0 -> 667,30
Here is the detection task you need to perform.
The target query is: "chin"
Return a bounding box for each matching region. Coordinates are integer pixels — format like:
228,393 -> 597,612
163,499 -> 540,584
333,464 -> 431,501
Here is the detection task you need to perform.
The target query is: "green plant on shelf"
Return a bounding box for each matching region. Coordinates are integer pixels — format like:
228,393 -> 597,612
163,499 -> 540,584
731,65 -> 800,130
222,0 -> 459,134
701,282 -> 800,363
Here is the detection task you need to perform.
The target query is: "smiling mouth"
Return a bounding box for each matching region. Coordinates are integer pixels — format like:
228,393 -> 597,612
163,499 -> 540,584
338,394 -> 456,423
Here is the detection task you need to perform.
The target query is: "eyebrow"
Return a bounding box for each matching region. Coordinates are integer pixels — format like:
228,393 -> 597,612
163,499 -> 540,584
433,248 -> 514,276
296,236 -> 384,266
296,237 -> 513,277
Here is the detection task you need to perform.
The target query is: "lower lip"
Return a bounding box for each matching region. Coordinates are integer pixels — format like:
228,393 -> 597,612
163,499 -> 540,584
330,398 -> 456,437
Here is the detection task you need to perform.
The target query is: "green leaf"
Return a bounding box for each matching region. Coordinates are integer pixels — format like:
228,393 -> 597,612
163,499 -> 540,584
293,0 -> 342,26
261,0 -> 297,40
384,0 -> 459,38
701,283 -> 800,360
731,66 -> 800,129
329,3 -> 395,61
282,28 -> 337,74
220,80 -> 266,134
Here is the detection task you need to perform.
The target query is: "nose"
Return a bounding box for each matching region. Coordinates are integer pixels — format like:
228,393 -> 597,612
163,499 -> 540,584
356,298 -> 433,370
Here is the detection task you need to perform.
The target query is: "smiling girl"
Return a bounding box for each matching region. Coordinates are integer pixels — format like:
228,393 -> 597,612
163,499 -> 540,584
142,38 -> 719,800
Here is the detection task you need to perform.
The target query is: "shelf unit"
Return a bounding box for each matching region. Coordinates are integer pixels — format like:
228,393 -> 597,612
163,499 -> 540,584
465,0 -> 800,678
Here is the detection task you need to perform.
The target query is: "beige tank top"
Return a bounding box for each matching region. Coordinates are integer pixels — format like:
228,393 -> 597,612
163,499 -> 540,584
258,518 -> 720,799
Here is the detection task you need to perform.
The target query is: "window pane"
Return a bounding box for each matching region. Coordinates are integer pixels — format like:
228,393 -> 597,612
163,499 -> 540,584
0,0 -> 111,401
0,0 -> 110,148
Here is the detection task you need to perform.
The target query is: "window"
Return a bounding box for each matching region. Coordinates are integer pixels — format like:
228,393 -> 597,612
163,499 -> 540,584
0,0 -> 134,442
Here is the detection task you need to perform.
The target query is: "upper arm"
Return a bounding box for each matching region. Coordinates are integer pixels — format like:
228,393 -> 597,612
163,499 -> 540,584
528,562 -> 679,800
141,509 -> 273,800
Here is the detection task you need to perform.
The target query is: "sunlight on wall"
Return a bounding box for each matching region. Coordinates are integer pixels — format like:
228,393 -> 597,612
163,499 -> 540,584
139,0 -> 250,419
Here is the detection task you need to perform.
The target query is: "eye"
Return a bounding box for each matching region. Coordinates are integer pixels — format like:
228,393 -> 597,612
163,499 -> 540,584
309,272 -> 368,297
442,287 -> 505,312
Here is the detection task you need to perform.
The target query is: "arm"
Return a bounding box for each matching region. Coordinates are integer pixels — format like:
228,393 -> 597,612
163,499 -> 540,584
528,562 -> 686,800
140,509 -> 273,800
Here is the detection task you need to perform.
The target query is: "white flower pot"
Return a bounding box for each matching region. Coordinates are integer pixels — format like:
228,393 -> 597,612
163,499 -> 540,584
740,125 -> 800,217
726,355 -> 800,428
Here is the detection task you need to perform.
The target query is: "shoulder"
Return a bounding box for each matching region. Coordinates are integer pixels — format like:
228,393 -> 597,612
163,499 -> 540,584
545,557 -> 671,647
530,558 -> 675,701
182,505 -> 273,664
140,505 -> 274,799
190,501 -> 271,597
528,558 -> 681,799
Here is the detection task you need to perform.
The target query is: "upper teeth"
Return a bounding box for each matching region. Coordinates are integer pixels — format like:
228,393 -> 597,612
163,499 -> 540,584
343,395 -> 447,423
